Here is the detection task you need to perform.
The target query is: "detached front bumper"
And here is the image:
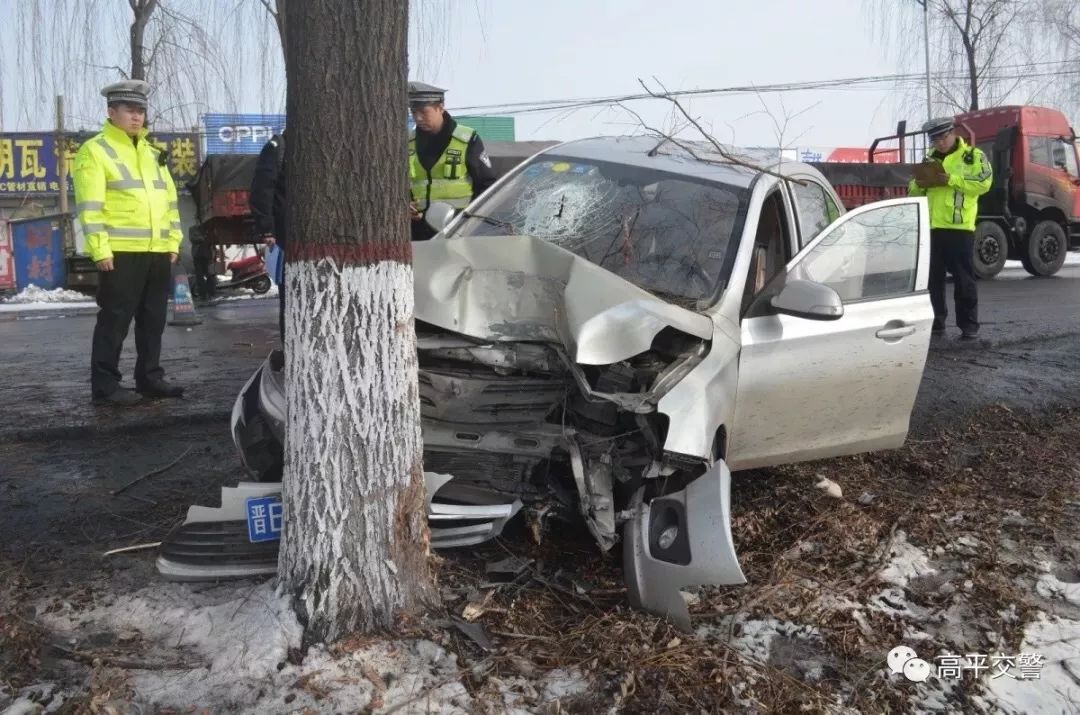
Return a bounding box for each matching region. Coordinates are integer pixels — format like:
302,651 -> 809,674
159,353 -> 524,582
157,473 -> 522,581
623,460 -> 746,631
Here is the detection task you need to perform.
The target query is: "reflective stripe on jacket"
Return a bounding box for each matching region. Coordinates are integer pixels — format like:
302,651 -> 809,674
907,138 -> 993,231
408,125 -> 475,210
73,120 -> 183,262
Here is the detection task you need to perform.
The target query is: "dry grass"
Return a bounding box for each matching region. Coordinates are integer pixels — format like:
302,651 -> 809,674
423,405 -> 1079,713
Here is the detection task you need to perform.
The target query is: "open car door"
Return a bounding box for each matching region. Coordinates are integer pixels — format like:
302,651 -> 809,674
728,197 -> 933,470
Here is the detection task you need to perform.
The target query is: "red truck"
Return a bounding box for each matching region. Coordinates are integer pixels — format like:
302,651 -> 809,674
813,105 -> 1080,278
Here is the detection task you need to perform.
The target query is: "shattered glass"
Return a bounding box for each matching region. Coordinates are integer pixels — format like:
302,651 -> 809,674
452,157 -> 751,307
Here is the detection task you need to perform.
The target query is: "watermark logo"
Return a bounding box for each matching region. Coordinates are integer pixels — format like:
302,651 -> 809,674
888,646 -> 932,682
889,645 -> 1045,682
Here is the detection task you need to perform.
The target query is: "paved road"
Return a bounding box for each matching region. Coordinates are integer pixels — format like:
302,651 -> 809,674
0,261 -> 1077,442
962,260 -> 1080,347
0,299 -> 279,440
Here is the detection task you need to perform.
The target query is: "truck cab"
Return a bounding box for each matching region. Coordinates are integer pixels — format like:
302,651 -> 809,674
959,105 -> 1080,277
813,105 -> 1080,278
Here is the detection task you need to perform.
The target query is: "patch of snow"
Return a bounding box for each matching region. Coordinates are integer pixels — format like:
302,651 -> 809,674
1036,572 -> 1080,607
868,586 -> 927,619
488,668 -> 590,713
976,613 -> 1080,715
35,580 -> 476,714
207,283 -> 278,302
1003,251 -> 1080,270
1,285 -> 93,304
0,285 -> 96,313
0,683 -> 67,714
697,616 -> 821,665
0,301 -> 97,314
907,675 -> 962,714
877,531 -> 936,588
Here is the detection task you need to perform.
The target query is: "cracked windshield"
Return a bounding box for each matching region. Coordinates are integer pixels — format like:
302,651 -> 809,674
451,157 -> 750,307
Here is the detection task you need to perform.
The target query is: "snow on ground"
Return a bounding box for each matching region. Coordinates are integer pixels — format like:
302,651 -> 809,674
26,579 -> 591,714
974,614 -> 1080,714
0,286 -> 96,313
1003,250 -> 1080,270
209,283 -> 279,302
877,531 -> 937,588
1,285 -> 93,304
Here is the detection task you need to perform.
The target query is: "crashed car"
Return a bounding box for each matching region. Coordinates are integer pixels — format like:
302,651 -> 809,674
159,135 -> 933,629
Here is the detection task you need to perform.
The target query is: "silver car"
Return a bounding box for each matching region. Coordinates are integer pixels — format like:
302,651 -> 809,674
159,136 -> 933,629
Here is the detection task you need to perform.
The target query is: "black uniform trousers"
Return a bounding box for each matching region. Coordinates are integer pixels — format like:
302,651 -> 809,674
91,252 -> 172,396
928,228 -> 979,333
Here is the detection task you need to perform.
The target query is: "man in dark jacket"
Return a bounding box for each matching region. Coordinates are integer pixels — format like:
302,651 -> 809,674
408,82 -> 496,240
250,131 -> 286,338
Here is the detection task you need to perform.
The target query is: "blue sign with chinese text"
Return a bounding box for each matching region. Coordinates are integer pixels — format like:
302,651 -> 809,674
11,217 -> 65,290
0,131 -> 200,197
246,495 -> 283,543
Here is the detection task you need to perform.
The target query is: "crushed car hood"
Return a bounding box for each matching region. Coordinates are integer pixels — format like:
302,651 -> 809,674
413,235 -> 713,365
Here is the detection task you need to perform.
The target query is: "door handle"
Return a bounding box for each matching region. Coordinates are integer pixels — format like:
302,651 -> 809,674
875,325 -> 916,340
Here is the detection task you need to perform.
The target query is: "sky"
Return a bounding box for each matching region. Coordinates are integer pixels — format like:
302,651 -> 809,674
0,0 -> 936,151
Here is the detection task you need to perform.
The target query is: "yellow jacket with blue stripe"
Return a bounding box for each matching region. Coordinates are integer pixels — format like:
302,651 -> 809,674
908,137 -> 992,231
73,120 -> 183,262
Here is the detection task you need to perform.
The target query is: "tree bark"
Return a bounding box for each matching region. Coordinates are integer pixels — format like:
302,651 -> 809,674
129,0 -> 158,81
278,0 -> 432,644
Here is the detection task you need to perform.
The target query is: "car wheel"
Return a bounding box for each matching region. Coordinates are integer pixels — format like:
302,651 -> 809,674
973,222 -> 1007,279
251,275 -> 273,294
1021,220 -> 1068,277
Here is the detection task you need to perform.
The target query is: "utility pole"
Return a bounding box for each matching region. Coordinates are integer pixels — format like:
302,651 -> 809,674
916,0 -> 932,122
56,95 -> 68,215
56,94 -> 74,256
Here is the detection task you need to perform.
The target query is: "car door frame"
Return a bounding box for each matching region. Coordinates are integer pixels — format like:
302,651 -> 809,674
726,196 -> 932,471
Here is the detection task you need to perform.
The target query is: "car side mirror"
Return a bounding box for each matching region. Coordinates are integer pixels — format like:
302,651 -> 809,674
425,202 -> 456,234
770,279 -> 844,321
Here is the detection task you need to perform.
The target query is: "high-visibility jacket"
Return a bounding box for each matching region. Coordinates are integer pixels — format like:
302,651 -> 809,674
907,138 -> 992,232
408,125 -> 475,211
73,120 -> 183,262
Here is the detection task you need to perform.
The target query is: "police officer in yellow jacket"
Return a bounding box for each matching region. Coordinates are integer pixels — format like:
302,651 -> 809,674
74,80 -> 185,405
909,117 -> 993,340
407,82 -> 496,240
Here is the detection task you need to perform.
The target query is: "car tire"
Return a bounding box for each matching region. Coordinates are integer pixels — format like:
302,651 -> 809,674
1021,220 -> 1068,277
251,275 -> 273,294
973,222 -> 1008,279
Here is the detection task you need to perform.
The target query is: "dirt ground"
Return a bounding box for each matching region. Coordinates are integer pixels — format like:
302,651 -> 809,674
1,402 -> 1077,713
2,298 -> 1079,713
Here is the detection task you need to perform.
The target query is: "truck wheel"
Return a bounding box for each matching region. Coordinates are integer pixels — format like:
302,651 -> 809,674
251,275 -> 273,294
1021,221 -> 1068,277
973,222 -> 1008,279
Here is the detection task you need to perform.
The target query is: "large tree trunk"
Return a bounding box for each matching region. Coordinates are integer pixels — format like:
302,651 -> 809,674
129,0 -> 158,80
278,0 -> 432,644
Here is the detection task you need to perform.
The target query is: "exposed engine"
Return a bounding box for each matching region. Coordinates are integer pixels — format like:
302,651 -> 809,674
416,320 -> 709,551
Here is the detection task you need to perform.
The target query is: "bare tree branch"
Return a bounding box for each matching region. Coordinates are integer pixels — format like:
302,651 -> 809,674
624,78 -> 807,185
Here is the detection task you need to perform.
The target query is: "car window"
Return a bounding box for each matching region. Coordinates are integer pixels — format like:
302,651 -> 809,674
790,179 -> 836,248
740,190 -> 791,316
450,156 -> 751,309
1028,137 -> 1053,168
793,203 -> 919,302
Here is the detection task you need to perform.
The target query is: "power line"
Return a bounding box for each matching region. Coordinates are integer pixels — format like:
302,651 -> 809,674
451,61 -> 1080,117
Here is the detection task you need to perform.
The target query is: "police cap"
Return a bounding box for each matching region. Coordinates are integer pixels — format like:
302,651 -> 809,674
408,81 -> 446,108
101,79 -> 151,109
922,117 -> 955,139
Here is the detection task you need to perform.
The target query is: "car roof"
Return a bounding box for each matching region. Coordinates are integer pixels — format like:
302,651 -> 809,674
533,135 -> 823,189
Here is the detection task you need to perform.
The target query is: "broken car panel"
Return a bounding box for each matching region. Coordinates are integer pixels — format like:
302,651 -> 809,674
160,136 -> 933,630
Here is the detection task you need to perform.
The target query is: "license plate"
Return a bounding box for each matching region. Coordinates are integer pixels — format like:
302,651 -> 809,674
246,495 -> 283,543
